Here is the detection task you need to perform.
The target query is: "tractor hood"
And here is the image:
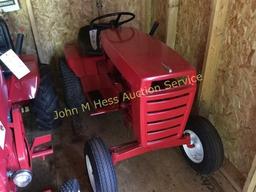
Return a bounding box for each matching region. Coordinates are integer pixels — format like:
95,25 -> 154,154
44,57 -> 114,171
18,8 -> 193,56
101,27 -> 196,86
7,55 -> 39,104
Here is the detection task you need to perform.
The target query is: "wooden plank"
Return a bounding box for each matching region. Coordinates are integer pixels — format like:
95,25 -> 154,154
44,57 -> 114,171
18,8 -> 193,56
144,0 -> 153,33
213,171 -> 238,192
25,0 -> 45,63
137,0 -> 152,32
243,155 -> 256,192
151,0 -> 168,41
219,158 -> 245,192
197,0 -> 230,116
212,158 -> 248,192
166,0 -> 179,48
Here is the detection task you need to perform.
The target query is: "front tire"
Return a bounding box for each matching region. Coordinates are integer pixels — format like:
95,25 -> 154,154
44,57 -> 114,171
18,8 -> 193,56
59,179 -> 80,192
84,137 -> 118,192
181,116 -> 224,175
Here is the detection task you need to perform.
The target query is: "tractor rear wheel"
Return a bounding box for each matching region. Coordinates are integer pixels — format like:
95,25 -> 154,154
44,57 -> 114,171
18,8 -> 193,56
59,58 -> 85,109
181,116 -> 224,175
84,137 -> 118,192
32,65 -> 59,130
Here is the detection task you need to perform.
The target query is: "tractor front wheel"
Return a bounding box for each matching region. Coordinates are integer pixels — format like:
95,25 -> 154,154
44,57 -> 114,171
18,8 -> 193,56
84,137 -> 118,192
59,179 -> 80,192
181,116 -> 224,175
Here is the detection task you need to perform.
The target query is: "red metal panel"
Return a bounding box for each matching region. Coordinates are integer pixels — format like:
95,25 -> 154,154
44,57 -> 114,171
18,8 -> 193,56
111,135 -> 191,165
146,96 -> 189,112
7,55 -> 39,104
31,135 -> 53,160
177,86 -> 196,137
147,116 -> 184,132
11,106 -> 31,169
81,75 -> 102,92
147,127 -> 179,142
64,44 -> 86,77
0,128 -> 18,192
0,67 -> 9,128
146,86 -> 193,101
64,44 -> 104,78
146,106 -> 186,122
101,27 -> 195,80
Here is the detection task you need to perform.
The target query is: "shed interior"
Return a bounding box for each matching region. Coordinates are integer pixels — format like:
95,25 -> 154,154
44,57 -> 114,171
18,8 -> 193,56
1,0 -> 256,191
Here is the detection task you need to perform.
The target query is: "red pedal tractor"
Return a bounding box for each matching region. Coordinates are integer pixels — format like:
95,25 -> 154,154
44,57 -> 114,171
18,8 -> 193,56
60,12 -> 224,192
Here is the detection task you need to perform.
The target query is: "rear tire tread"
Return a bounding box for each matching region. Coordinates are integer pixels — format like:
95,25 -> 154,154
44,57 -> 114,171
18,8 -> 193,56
32,65 -> 59,130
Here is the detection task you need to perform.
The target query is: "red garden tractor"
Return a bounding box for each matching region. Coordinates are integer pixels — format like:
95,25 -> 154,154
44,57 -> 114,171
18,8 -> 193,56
60,12 -> 224,192
0,18 -> 60,191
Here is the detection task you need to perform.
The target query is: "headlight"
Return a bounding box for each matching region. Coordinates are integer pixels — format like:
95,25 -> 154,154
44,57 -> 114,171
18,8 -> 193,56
12,170 -> 32,188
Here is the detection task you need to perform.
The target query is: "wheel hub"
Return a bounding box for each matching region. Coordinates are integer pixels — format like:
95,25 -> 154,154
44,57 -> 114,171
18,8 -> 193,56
183,130 -> 204,163
86,155 -> 96,192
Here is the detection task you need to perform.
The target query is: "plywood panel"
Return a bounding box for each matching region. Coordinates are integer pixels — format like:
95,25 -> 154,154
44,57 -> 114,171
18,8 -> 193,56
173,0 -> 255,177
7,0 -> 151,63
4,0 -> 36,54
30,0 -> 94,63
243,155 -> 256,192
209,0 -> 256,176
101,0 -> 152,32
152,0 -> 168,41
199,0 -> 229,117
166,0 -> 179,48
175,0 -> 211,70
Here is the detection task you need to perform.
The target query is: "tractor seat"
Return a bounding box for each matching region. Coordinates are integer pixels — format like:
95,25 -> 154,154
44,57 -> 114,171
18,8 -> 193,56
78,24 -> 110,56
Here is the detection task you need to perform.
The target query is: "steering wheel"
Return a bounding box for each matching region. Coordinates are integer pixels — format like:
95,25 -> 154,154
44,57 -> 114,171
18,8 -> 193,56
90,12 -> 135,28
105,27 -> 135,43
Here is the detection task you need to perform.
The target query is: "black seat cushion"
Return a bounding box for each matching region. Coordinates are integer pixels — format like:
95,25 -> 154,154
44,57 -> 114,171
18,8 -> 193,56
78,24 -> 111,56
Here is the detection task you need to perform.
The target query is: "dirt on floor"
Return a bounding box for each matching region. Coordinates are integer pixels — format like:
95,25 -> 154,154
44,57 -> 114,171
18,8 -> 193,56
22,111 -> 235,192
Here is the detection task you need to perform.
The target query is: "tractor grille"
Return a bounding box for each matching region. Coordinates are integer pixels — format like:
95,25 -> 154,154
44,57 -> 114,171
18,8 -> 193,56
144,86 -> 195,142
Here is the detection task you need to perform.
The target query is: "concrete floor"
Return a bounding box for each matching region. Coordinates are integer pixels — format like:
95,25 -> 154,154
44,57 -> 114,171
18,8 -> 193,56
23,111 -> 233,192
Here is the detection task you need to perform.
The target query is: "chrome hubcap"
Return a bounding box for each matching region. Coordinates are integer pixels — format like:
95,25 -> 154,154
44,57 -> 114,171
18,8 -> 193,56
86,155 -> 96,192
183,130 -> 204,163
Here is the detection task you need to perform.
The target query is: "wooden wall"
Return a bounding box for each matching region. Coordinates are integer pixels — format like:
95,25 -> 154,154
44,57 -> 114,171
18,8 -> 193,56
4,0 -> 256,177
175,0 -> 256,176
151,0 -> 169,42
101,0 -> 152,33
3,0 -> 36,54
5,0 -> 151,63
175,0 -> 211,71
209,0 -> 256,176
4,0 -> 171,63
30,0 -> 94,63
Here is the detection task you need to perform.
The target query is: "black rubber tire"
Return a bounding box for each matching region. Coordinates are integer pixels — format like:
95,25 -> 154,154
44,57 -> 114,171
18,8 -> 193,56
84,137 -> 118,192
59,179 -> 80,192
32,65 -> 59,130
181,116 -> 224,175
59,58 -> 85,109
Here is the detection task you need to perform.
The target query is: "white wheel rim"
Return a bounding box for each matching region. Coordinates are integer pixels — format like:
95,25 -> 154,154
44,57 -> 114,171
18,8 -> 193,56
86,155 -> 96,192
183,130 -> 204,163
